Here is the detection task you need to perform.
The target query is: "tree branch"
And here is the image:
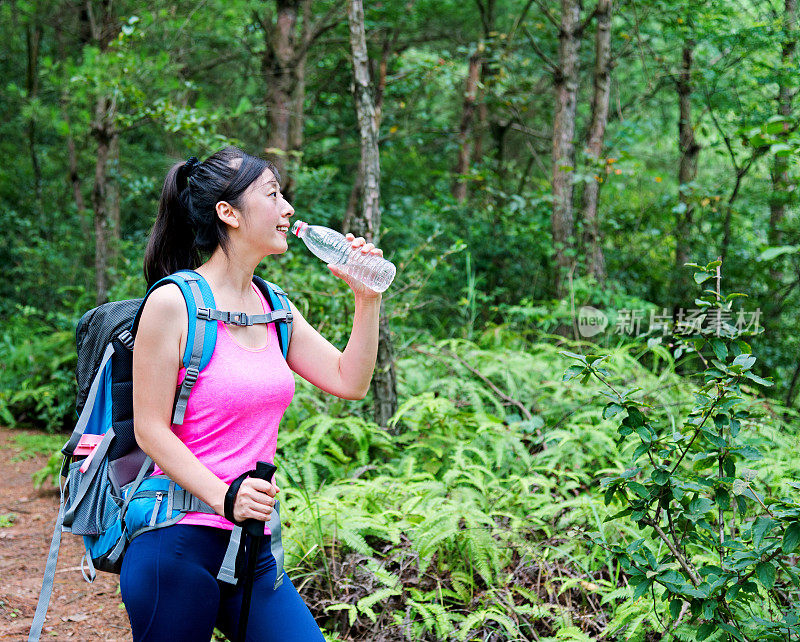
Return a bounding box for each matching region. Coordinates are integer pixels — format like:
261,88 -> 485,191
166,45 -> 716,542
531,0 -> 560,30
523,25 -> 558,72
642,518 -> 701,586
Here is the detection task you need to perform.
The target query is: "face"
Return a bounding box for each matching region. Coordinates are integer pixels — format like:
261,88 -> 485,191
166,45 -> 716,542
239,169 -> 294,254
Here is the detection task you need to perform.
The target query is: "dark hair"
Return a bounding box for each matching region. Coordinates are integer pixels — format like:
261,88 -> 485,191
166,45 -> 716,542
144,146 -> 281,287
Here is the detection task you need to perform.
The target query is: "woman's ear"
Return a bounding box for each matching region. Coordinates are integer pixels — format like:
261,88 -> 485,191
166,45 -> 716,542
215,201 -> 240,229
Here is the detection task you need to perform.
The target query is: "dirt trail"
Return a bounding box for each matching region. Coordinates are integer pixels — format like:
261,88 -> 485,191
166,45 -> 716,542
0,427 -> 131,641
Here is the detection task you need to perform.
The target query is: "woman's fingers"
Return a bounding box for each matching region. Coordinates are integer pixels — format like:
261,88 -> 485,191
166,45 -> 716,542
344,233 -> 383,256
232,477 -> 277,522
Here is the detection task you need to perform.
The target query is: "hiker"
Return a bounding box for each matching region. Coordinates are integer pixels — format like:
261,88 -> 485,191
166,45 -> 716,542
122,146 -> 383,641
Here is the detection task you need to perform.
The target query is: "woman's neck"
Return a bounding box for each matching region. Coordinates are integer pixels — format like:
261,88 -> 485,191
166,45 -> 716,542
196,249 -> 257,301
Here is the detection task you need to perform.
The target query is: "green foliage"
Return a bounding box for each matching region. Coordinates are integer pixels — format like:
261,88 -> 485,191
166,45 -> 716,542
2,0 -> 800,639
564,261 -> 800,640
0,308 -> 78,432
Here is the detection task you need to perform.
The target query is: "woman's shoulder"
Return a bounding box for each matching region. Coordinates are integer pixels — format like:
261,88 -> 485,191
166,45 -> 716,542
138,282 -> 188,335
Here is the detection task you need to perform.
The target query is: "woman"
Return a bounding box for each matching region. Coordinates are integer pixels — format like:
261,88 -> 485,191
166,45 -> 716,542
123,146 -> 383,641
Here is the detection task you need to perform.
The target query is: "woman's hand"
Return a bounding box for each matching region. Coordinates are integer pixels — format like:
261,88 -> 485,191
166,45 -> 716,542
231,477 -> 280,523
327,233 -> 384,300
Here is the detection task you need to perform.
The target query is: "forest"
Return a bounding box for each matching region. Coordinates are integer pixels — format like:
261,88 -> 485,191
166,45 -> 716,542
1,0 -> 800,640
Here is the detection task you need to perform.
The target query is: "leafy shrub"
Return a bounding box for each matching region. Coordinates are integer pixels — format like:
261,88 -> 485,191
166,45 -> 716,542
565,260 -> 800,640
0,306 -> 79,432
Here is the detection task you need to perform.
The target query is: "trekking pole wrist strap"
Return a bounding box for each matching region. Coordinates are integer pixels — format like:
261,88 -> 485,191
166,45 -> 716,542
224,472 -> 252,526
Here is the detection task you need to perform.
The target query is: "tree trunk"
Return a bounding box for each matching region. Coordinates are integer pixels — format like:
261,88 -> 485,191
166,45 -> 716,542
347,0 -> 381,241
55,13 -> 88,236
581,0 -> 612,282
108,131 -> 121,273
768,0 -> 797,283
472,0 -> 495,169
344,33 -> 394,230
551,0 -> 582,297
263,0 -> 300,197
64,98 -> 91,241
347,0 -> 397,429
92,95 -> 115,305
88,0 -> 117,305
261,0 -> 341,200
25,21 -> 44,224
452,48 -> 483,202
673,39 -> 700,311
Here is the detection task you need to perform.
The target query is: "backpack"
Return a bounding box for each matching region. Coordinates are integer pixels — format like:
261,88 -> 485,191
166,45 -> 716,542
28,270 -> 293,642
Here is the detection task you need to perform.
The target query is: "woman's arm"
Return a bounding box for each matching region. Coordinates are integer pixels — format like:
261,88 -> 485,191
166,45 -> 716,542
132,285 -> 275,522
286,235 -> 383,400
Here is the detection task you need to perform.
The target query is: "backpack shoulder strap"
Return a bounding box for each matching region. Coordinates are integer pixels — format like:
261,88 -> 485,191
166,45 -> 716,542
129,270 -> 217,424
252,276 -> 293,359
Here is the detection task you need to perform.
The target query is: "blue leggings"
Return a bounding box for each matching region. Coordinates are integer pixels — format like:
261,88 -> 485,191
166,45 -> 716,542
120,525 -> 325,642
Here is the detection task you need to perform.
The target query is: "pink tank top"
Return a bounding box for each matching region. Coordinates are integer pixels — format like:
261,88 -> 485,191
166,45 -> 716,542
152,282 -> 295,532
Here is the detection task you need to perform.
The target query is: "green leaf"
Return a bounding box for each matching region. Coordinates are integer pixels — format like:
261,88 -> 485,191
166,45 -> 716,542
632,578 -> 652,600
696,622 -> 716,640
782,522 -> 800,553
756,561 -> 776,589
689,497 -> 714,515
758,245 -> 800,261
752,516 -> 775,548
744,371 -> 774,387
717,622 -> 747,642
628,481 -> 649,498
605,507 -> 632,521
710,338 -> 727,361
560,351 -> 587,364
732,354 -> 756,370
669,599 -> 682,620
563,365 -> 585,381
694,272 -> 712,284
651,468 -> 670,485
725,584 -> 741,602
771,142 -> 794,157
603,403 -> 624,419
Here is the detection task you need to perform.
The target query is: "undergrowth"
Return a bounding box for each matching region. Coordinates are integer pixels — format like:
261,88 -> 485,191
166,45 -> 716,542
274,326 -> 798,641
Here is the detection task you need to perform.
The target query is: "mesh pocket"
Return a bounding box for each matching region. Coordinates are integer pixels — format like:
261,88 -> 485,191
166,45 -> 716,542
65,458 -> 121,535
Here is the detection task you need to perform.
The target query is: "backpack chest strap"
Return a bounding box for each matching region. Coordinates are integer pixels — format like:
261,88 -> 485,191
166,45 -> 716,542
196,308 -> 293,327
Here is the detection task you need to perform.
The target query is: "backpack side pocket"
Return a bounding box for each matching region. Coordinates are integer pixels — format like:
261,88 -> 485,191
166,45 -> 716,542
63,458 -> 121,536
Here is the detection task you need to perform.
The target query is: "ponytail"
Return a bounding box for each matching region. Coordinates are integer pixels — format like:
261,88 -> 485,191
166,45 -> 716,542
143,147 -> 280,288
143,161 -> 201,287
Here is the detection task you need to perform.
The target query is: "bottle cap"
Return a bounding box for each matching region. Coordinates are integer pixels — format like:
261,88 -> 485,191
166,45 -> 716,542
291,220 -> 307,237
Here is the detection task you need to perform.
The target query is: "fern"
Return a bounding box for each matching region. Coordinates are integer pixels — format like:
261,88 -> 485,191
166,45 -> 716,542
356,587 -> 401,623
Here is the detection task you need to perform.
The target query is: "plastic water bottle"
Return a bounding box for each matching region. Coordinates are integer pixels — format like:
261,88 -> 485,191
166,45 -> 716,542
291,221 -> 396,293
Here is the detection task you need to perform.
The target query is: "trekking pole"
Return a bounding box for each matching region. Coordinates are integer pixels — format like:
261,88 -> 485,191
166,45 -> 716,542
237,461 -> 277,642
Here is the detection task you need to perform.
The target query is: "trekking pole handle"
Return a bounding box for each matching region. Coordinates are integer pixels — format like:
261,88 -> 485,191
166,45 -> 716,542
244,461 -> 277,537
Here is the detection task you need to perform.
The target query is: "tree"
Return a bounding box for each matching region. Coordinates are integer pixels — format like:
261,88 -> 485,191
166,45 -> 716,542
580,0 -> 612,283
257,0 -> 342,200
87,0 -> 119,305
551,0 -> 583,296
452,46 -> 483,202
346,0 -> 397,429
673,37 -> 700,312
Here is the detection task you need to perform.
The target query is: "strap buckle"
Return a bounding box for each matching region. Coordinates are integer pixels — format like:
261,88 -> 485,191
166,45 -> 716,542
183,366 -> 199,386
229,312 -> 249,326
117,330 -> 135,350
197,308 -> 212,321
